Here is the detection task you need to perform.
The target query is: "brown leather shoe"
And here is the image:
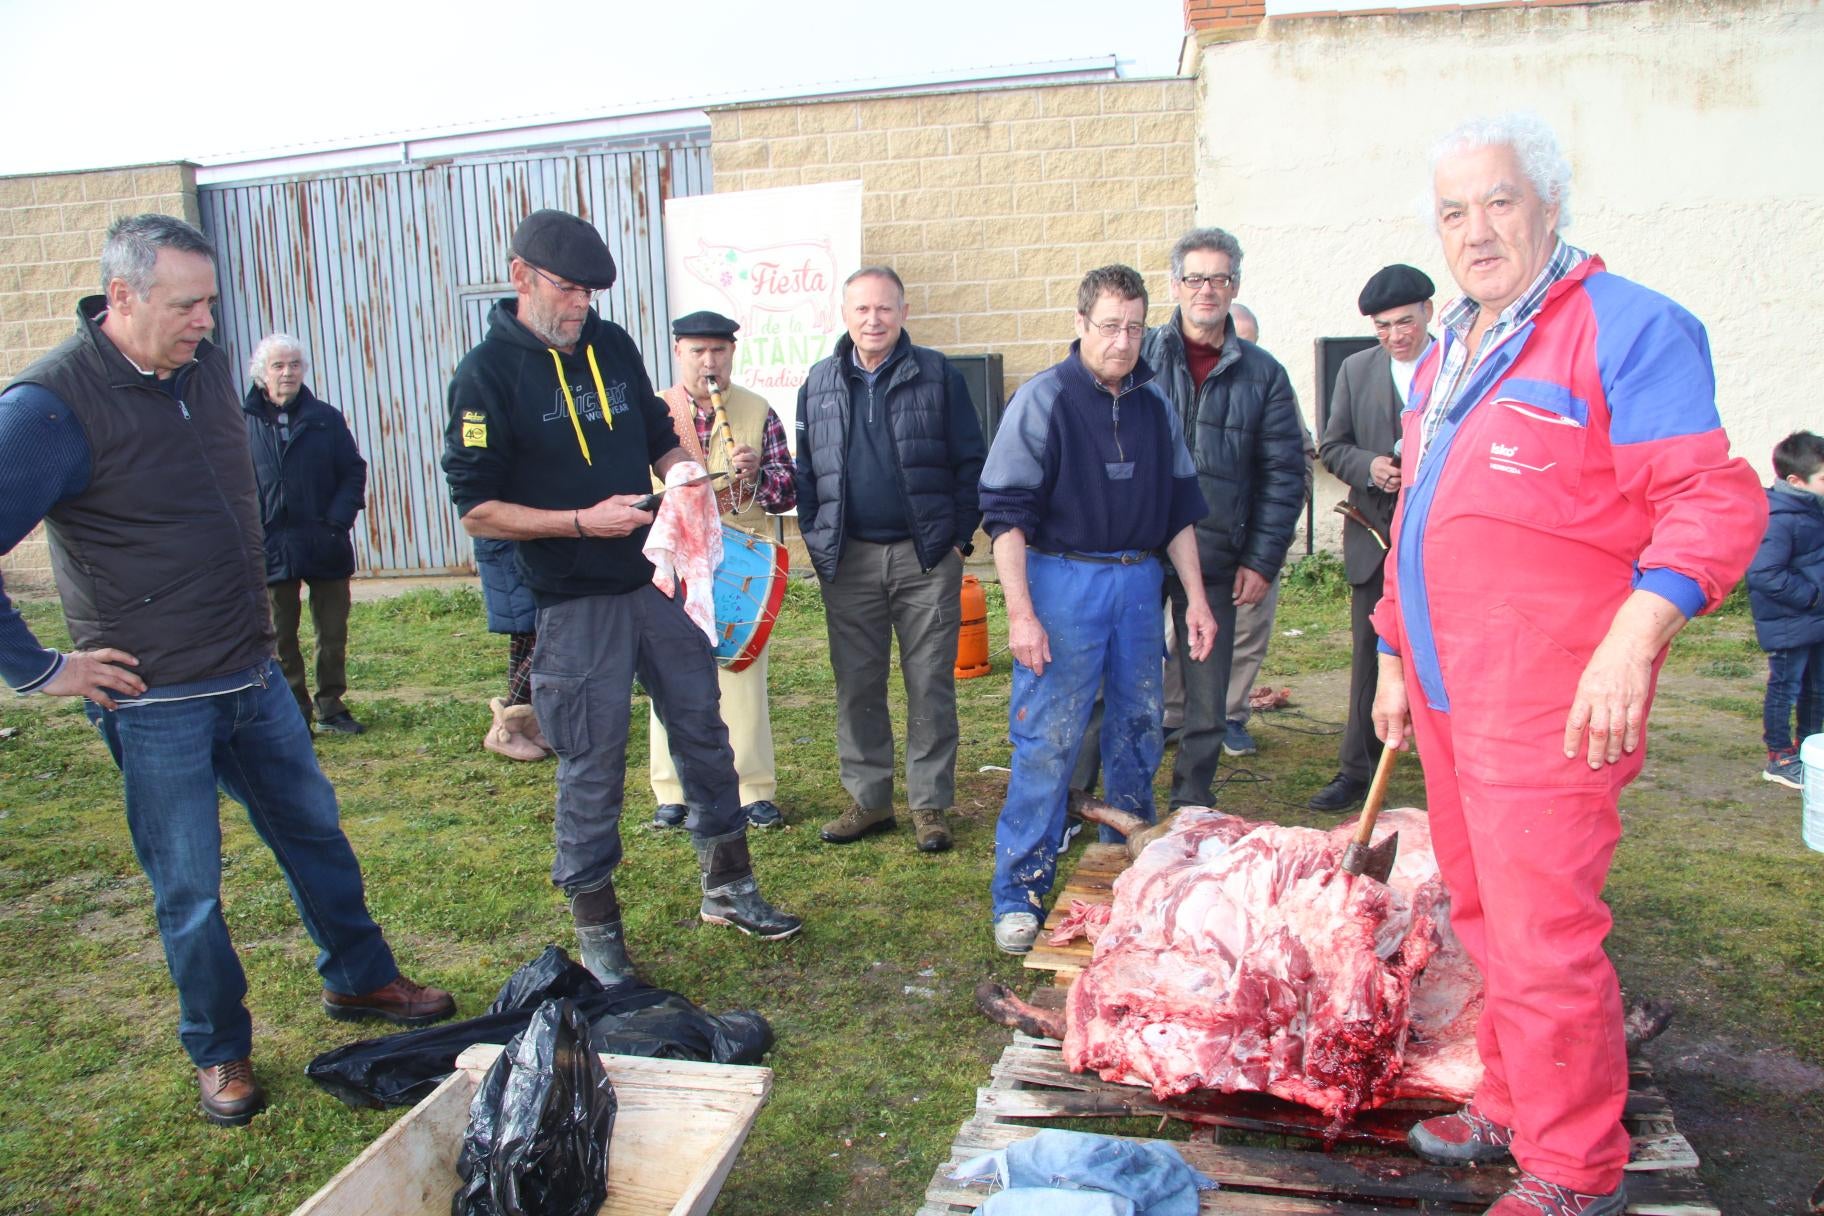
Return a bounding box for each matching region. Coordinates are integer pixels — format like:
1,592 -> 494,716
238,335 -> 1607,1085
323,974 -> 456,1027
818,803 -> 895,844
911,808 -> 952,853
197,1057 -> 266,1127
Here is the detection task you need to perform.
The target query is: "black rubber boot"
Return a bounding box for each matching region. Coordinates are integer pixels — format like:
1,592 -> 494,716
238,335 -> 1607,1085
569,881 -> 637,986
692,828 -> 804,941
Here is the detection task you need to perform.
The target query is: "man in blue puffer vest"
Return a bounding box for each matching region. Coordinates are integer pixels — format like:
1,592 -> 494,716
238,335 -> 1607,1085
795,266 -> 986,854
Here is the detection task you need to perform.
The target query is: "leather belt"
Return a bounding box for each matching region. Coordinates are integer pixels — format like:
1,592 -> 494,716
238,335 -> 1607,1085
1032,548 -> 1156,566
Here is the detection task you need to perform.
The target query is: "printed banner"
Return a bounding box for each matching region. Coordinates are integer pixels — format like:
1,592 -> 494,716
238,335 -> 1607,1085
664,180 -> 862,453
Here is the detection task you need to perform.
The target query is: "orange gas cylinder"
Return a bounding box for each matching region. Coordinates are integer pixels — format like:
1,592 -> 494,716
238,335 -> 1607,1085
955,573 -> 991,679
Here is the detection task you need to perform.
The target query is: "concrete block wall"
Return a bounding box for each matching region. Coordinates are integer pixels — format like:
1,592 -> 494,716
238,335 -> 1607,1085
0,164 -> 199,591
708,80 -> 1197,388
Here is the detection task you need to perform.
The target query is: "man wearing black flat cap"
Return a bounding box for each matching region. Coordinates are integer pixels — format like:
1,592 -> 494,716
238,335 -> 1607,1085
647,310 -> 796,832
442,209 -> 804,986
1310,263 -> 1434,811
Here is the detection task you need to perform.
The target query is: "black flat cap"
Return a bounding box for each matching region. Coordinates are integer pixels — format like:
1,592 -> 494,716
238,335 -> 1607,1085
1358,264 -> 1434,316
511,209 -> 617,290
672,310 -> 740,340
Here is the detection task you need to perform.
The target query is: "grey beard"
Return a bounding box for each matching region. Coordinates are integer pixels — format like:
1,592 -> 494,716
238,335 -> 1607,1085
523,314 -> 570,350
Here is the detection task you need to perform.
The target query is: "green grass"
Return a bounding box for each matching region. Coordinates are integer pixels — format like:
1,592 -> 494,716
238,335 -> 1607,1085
0,558 -> 1819,1213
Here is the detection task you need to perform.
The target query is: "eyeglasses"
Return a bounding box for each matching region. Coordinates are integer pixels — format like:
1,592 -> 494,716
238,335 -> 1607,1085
1373,316 -> 1425,335
1088,320 -> 1146,340
1179,273 -> 1237,292
531,266 -> 600,303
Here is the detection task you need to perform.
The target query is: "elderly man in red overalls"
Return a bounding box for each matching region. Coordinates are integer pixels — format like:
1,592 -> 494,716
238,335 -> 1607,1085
1371,114 -> 1763,1215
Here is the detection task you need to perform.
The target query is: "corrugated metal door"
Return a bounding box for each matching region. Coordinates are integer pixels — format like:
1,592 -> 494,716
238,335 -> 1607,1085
198,137 -> 712,575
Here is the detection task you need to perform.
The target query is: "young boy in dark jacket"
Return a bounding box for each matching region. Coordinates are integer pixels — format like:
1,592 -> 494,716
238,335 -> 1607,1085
1746,430 -> 1824,788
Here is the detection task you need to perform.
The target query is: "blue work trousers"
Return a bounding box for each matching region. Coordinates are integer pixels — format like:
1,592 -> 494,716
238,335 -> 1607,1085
992,552 -> 1164,920
86,659 -> 397,1067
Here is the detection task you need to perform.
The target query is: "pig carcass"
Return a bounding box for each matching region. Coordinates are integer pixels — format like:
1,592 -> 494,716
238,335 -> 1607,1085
995,806 -> 1484,1136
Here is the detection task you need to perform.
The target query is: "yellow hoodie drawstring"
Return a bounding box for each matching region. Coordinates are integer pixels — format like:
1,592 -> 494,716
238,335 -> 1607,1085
546,343 -> 613,466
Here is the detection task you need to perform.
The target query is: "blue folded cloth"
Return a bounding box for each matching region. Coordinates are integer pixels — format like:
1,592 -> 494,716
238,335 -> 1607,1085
953,1129 -> 1217,1216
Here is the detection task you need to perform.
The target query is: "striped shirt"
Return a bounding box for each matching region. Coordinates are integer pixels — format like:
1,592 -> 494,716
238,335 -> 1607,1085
1418,239 -> 1589,459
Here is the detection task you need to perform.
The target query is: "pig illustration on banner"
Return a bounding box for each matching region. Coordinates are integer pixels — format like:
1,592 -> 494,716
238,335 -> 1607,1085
681,239 -> 840,333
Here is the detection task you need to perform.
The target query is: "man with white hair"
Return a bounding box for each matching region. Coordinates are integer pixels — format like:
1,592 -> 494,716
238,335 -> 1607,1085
243,334 -> 369,734
1371,115 -> 1762,1214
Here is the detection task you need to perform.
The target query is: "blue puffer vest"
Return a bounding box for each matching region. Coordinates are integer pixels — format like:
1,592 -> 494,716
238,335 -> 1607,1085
797,334 -> 971,581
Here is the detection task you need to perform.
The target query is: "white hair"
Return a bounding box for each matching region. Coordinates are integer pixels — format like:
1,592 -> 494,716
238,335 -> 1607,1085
1428,112 -> 1573,231
249,332 -> 308,385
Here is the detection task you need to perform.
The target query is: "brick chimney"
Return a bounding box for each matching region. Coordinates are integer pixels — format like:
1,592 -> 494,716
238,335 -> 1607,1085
1186,0 -> 1266,32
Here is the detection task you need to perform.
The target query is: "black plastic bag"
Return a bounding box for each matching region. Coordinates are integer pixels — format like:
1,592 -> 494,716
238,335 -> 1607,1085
453,998 -> 617,1216
486,946 -> 605,1015
308,948 -> 773,1109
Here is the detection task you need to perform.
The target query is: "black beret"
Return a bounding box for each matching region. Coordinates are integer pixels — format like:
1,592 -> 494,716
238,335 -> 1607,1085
672,310 -> 740,340
1358,264 -> 1435,316
511,209 -> 617,291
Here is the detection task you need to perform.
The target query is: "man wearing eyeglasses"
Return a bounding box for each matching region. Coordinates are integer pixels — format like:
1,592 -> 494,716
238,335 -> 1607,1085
1310,264 -> 1434,813
443,210 -> 803,990
1145,228 -> 1307,810
979,264 -> 1216,954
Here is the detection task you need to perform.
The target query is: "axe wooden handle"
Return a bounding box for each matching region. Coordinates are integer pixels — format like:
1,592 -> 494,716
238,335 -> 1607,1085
1351,738 -> 1400,849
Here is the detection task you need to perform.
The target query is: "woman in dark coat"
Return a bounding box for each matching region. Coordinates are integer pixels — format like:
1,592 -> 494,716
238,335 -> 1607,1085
243,334 -> 368,733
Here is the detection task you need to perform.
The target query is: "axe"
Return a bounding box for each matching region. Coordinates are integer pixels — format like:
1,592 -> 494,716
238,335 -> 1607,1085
1340,739 -> 1401,882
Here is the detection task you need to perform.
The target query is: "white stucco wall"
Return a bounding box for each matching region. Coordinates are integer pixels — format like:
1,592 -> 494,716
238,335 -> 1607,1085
1193,0 -> 1824,552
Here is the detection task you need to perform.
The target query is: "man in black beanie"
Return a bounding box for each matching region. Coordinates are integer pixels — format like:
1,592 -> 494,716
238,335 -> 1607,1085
442,209 -> 804,985
1309,263 -> 1434,810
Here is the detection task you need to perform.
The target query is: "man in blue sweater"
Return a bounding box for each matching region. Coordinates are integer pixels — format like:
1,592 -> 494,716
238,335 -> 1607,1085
979,265 -> 1217,954
0,214 -> 452,1128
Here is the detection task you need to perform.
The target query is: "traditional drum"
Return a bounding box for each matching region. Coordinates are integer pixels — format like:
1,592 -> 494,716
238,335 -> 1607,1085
713,523 -> 788,671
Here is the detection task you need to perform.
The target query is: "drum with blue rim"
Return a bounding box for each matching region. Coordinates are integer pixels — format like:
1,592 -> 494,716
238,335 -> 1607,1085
712,523 -> 788,671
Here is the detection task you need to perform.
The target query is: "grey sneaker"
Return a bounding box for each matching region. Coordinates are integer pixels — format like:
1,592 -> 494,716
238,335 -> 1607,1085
1485,1171 -> 1625,1216
1222,719 -> 1257,756
1408,1101 -> 1514,1164
651,803 -> 688,829
994,912 -> 1041,955
1764,750 -> 1803,789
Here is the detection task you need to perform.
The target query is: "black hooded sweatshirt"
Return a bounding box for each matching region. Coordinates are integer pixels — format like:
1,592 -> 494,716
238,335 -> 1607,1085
442,299 -> 679,604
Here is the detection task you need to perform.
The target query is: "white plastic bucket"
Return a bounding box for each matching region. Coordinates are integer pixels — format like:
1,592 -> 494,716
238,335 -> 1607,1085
1801,733 -> 1824,853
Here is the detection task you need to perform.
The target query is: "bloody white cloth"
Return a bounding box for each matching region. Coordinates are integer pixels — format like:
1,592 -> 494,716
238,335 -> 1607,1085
643,461 -> 722,645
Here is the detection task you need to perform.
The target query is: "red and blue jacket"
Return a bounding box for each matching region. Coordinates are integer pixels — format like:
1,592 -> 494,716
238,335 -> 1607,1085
1372,257 -> 1764,715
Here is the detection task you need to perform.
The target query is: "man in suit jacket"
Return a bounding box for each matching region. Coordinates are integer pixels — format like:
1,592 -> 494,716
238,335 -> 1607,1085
1310,264 -> 1434,810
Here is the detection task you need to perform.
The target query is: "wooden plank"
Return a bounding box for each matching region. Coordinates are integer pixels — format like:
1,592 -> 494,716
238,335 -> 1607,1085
923,1161 -> 1426,1215
292,1066 -> 475,1216
297,1046 -> 772,1216
1024,843 -> 1126,977
949,1119 -> 1718,1214
986,1042 -> 1691,1170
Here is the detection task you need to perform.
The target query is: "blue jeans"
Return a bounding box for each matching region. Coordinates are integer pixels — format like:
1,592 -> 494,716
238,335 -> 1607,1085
992,553 -> 1165,920
86,660 -> 397,1066
1762,642 -> 1824,753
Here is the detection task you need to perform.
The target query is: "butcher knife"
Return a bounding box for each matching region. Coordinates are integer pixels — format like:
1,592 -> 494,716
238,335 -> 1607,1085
630,470 -> 728,512
1340,739 -> 1400,882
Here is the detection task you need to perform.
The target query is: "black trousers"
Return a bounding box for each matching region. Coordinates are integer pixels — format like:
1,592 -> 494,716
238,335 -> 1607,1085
1340,565 -> 1386,782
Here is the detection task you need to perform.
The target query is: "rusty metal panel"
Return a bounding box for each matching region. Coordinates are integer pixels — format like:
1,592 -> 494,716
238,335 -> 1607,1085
197,133 -> 711,575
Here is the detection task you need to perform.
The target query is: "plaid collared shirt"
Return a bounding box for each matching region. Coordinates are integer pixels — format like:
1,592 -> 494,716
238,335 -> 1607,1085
1418,239 -> 1589,459
688,393 -> 796,513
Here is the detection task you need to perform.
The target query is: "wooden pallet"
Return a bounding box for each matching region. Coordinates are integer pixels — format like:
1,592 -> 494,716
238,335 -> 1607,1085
921,844 -> 1720,1214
